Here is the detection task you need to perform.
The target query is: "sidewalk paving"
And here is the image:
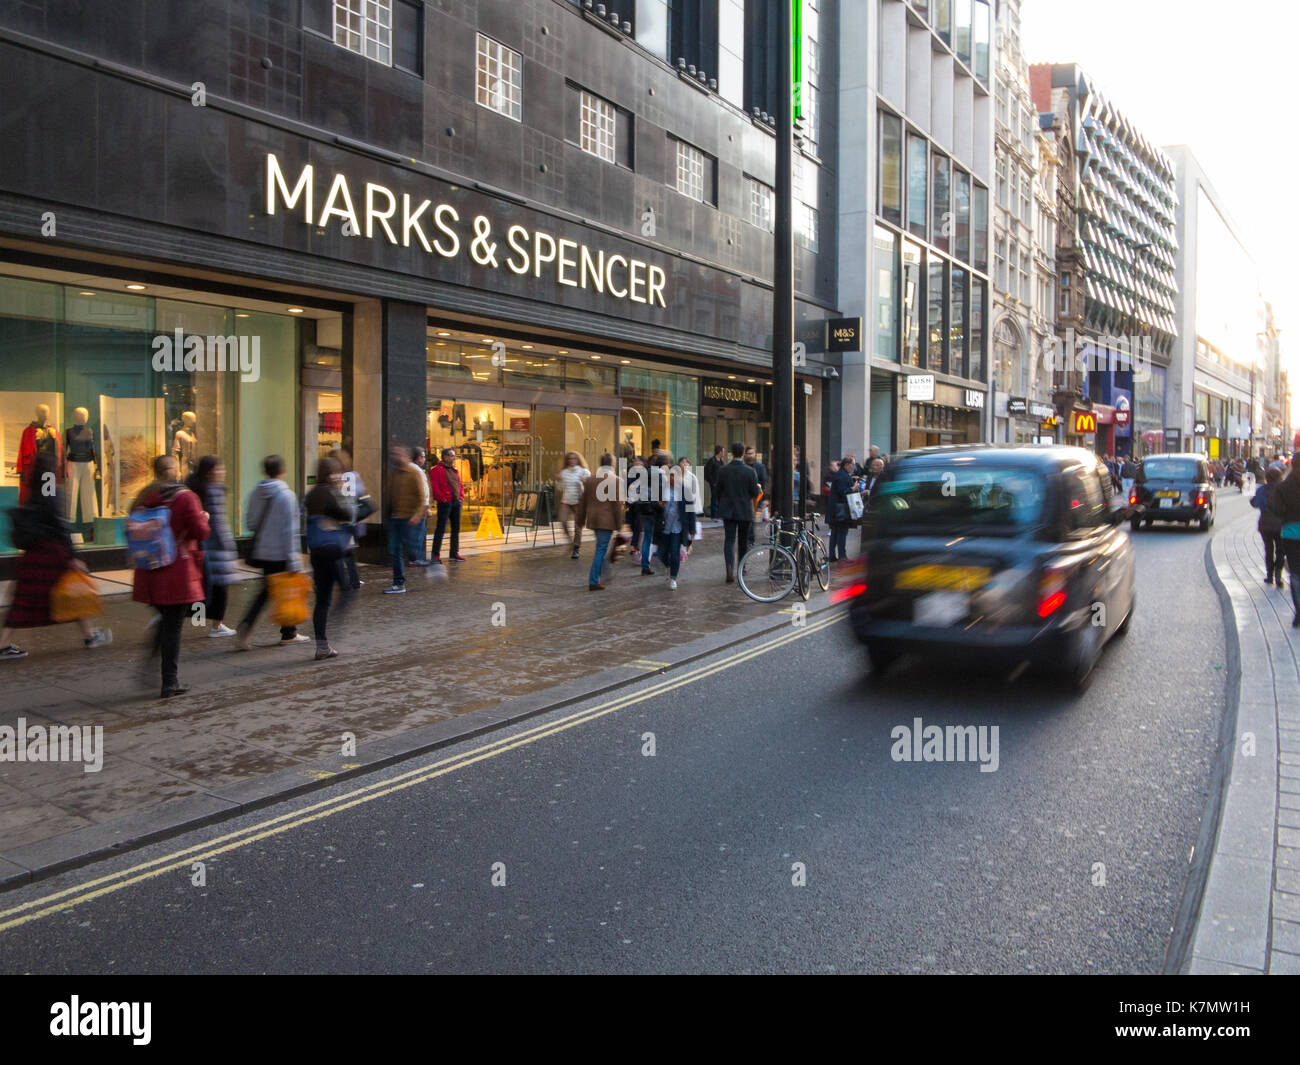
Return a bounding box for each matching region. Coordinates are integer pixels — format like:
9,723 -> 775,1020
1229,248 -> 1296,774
1190,509 -> 1300,974
0,522 -> 850,886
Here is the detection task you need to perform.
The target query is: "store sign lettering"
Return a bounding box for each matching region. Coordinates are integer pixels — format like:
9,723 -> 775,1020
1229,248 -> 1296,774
703,384 -> 759,406
265,154 -> 667,308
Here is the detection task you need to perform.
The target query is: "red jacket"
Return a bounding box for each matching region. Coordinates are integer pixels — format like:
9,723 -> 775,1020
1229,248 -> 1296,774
429,462 -> 464,503
132,484 -> 210,606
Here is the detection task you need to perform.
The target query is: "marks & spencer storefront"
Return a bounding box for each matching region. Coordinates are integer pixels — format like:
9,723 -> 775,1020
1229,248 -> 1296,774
0,56 -> 838,572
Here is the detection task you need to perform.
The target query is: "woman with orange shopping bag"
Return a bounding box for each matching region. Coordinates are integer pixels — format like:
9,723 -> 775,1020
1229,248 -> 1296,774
0,453 -> 112,661
129,454 -> 208,697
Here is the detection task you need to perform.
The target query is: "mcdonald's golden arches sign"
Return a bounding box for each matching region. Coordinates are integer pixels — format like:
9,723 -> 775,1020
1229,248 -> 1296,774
1072,411 -> 1098,434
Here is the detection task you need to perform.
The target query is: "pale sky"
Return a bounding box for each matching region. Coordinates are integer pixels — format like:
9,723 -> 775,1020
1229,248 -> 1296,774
1021,0 -> 1295,387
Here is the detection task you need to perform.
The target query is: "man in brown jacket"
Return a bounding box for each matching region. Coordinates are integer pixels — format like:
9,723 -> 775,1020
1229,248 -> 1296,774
576,453 -> 621,590
384,444 -> 428,594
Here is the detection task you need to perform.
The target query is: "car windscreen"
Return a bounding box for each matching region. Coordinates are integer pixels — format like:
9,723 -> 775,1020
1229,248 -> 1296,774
868,465 -> 1047,532
1140,458 -> 1199,481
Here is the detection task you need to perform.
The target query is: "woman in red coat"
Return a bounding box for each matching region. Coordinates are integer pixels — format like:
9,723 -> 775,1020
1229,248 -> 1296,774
132,455 -> 209,697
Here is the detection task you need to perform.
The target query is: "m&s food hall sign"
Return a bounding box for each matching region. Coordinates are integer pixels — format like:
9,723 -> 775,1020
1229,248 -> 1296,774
265,153 -> 669,308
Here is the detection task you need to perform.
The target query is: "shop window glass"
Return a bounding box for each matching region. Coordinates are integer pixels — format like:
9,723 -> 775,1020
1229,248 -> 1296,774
0,275 -> 298,552
426,338 -> 479,383
928,259 -> 946,373
618,367 -> 698,464
502,351 -> 563,391
874,225 -> 898,361
902,241 -> 923,367
950,267 -> 966,379
564,359 -> 618,394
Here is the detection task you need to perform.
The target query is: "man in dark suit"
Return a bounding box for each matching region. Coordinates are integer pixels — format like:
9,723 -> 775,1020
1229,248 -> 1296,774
715,442 -> 761,583
703,444 -> 725,519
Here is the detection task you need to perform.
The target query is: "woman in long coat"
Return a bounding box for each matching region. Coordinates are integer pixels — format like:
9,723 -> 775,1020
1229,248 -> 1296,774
187,456 -> 239,637
0,454 -> 112,659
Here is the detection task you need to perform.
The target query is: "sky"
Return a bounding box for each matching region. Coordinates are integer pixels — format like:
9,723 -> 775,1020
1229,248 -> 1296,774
1021,0 -> 1296,388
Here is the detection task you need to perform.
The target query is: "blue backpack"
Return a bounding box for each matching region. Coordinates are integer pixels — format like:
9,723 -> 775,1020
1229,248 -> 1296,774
126,505 -> 176,569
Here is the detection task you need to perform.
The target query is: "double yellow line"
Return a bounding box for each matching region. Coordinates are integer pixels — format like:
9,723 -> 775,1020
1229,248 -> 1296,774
0,608 -> 846,933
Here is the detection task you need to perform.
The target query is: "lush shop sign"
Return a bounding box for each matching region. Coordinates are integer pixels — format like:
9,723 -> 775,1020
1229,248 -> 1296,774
265,154 -> 668,308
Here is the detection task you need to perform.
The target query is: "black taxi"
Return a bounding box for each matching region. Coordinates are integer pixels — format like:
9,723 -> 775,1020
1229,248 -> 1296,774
1128,453 -> 1216,532
843,445 -> 1135,691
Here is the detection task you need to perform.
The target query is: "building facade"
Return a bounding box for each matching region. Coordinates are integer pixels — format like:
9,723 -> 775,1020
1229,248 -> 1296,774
1165,145 -> 1267,462
1030,64 -> 1179,459
839,0 -> 994,459
0,0 -> 843,571
989,0 -> 1057,444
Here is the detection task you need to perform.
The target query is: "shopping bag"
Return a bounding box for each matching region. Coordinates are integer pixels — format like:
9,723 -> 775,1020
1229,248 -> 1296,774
267,570 -> 311,628
846,491 -> 865,520
50,568 -> 101,622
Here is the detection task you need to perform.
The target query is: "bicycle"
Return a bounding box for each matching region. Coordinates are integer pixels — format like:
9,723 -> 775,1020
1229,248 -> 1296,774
737,513 -> 830,603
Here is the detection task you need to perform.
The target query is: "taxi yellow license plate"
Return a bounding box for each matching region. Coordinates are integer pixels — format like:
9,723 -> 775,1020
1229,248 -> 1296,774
896,564 -> 991,592
1156,490 -> 1179,498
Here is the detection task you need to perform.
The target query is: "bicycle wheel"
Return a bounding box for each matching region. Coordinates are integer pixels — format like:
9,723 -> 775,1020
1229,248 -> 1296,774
738,543 -> 798,603
810,534 -> 830,591
794,542 -> 812,601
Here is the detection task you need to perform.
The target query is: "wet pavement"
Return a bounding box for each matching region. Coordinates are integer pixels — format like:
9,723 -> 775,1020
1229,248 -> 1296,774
0,522 -> 851,861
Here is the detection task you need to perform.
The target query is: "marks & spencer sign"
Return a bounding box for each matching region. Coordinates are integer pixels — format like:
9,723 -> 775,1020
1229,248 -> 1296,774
265,154 -> 668,309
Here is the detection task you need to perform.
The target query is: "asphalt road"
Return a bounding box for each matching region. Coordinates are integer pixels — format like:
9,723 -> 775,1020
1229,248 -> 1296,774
0,495 -> 1243,973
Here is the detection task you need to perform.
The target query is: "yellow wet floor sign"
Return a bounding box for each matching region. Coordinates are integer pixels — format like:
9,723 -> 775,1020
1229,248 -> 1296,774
476,506 -> 503,539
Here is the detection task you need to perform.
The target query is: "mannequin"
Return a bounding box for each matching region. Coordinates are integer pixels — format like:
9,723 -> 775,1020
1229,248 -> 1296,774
17,403 -> 62,505
172,411 -> 197,477
64,406 -> 99,524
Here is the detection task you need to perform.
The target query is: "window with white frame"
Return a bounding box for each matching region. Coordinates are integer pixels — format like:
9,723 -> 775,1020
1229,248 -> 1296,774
1018,166 -> 1032,226
334,0 -> 391,65
797,203 -> 819,251
579,90 -> 617,163
676,140 -> 706,201
995,236 -> 1008,293
996,156 -> 1009,209
476,33 -> 522,121
746,176 -> 774,232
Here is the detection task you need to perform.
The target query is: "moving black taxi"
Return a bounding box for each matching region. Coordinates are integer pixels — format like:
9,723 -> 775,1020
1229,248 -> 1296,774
1128,452 -> 1216,532
844,445 -> 1135,691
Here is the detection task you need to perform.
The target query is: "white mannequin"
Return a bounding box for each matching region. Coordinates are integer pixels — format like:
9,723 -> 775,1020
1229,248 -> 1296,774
172,411 -> 197,477
65,406 -> 98,524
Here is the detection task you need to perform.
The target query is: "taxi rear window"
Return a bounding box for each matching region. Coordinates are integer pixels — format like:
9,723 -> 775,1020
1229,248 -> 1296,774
1141,458 -> 1199,480
869,465 -> 1046,531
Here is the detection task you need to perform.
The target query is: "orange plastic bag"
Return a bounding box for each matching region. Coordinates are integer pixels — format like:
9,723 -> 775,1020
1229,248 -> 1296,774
267,570 -> 311,628
51,568 -> 101,623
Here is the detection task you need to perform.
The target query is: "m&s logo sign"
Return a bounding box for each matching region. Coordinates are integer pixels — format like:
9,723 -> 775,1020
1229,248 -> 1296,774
1072,411 -> 1098,434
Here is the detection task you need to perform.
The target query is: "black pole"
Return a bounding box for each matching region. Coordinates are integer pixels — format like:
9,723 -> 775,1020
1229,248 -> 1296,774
772,0 -> 795,524
794,378 -> 807,521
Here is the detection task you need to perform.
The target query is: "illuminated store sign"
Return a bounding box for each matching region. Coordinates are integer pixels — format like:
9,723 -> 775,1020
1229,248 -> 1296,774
264,154 -> 668,308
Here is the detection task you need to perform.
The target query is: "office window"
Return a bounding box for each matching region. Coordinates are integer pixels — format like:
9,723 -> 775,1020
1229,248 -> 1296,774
995,236 -> 1008,293
907,134 -> 928,239
476,34 -> 522,121
875,225 -> 899,361
1060,287 -> 1071,315
674,139 -> 715,204
334,0 -> 391,64
746,176 -> 774,232
1018,166 -> 1032,225
996,155 -> 1009,209
579,89 -> 617,163
972,182 -> 988,272
973,0 -> 990,81
934,0 -> 951,45
996,79 -> 1009,131
954,0 -> 972,65
880,112 -> 903,226
932,153 -> 951,252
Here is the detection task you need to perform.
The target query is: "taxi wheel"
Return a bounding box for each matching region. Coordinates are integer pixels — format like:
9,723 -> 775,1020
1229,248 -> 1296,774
1067,624 -> 1102,693
1199,512 -> 1213,532
1115,593 -> 1134,637
1130,517 -> 1142,533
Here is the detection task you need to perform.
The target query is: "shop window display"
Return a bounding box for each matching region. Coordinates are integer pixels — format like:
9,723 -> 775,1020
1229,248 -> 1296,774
0,275 -> 299,554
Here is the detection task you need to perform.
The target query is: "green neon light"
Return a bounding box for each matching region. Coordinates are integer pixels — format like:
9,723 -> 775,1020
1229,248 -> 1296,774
793,0 -> 802,120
